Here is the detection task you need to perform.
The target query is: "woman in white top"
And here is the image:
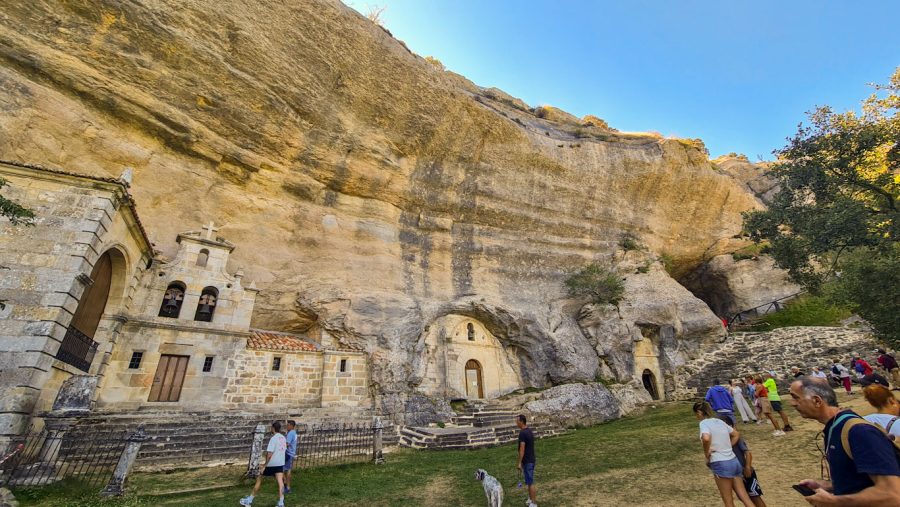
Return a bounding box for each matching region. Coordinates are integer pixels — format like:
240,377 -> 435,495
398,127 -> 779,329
730,380 -> 758,424
693,401 -> 755,507
862,384 -> 900,439
832,359 -> 852,394
811,367 -> 827,379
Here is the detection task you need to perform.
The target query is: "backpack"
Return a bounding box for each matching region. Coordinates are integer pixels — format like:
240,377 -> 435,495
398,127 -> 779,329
831,364 -> 840,375
837,415 -> 900,463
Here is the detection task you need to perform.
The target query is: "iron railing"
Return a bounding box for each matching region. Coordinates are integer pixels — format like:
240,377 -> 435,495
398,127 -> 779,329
55,326 -> 98,372
248,422 -> 380,474
0,427 -> 128,488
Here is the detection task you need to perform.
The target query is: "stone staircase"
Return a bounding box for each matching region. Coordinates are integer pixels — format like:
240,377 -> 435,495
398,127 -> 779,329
398,403 -> 565,450
57,408 -> 397,470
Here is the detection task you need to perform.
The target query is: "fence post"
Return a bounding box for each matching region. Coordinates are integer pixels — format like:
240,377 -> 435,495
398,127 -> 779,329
372,417 -> 384,465
246,423 -> 267,478
100,425 -> 147,497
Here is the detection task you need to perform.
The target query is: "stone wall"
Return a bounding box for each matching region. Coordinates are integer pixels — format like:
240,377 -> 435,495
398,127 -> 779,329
673,326 -> 882,398
321,351 -> 370,407
222,349 -> 323,409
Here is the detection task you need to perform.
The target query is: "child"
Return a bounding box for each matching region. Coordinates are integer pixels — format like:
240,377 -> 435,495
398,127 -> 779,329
733,436 -> 767,507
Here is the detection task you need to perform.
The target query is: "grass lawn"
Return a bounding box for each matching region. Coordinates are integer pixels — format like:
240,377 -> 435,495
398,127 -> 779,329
15,393 -> 875,507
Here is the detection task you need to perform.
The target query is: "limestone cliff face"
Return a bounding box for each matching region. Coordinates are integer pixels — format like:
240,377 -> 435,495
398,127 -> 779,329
0,0 -> 767,407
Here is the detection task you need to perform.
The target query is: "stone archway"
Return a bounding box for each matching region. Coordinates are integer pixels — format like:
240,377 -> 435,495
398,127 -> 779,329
58,249 -> 128,372
633,326 -> 664,401
465,359 -> 484,399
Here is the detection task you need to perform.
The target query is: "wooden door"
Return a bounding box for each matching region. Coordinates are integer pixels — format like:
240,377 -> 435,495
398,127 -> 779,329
148,355 -> 189,402
465,360 -> 484,399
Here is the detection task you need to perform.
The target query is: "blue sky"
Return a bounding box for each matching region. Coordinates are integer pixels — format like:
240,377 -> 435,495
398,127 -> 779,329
349,1 -> 899,160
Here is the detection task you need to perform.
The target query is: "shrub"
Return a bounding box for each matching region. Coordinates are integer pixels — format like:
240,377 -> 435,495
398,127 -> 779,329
581,115 -> 609,129
748,295 -> 851,331
574,127 -> 591,138
534,106 -> 550,119
619,233 -> 641,251
658,252 -> 675,275
565,263 -> 625,306
424,56 -> 444,71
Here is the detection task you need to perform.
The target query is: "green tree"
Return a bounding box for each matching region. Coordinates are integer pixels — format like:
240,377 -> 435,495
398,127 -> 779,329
565,263 -> 625,306
743,68 -> 899,344
1,176 -> 36,310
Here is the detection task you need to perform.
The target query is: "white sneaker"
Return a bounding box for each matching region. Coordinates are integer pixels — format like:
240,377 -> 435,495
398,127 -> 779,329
240,496 -> 253,506
772,430 -> 785,437
755,420 -> 762,425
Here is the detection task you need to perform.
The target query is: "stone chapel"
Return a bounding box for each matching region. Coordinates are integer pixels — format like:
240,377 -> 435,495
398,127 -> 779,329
0,161 -> 368,441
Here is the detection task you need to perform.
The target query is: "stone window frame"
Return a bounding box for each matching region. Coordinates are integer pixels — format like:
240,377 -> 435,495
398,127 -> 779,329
271,355 -> 283,373
128,351 -> 144,370
337,357 -> 351,377
196,248 -> 210,267
201,355 -> 214,373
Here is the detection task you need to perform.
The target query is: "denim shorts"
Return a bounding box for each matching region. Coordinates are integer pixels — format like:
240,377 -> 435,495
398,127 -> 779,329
709,458 -> 743,478
522,462 -> 535,485
283,454 -> 295,472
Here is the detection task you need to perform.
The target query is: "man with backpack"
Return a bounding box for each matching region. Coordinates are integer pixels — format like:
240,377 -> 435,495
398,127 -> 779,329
789,377 -> 900,504
875,349 -> 900,390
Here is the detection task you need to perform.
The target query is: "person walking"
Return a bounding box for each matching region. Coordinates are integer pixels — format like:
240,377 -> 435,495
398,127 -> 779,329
516,414 -> 537,507
832,358 -> 853,394
862,384 -> 900,439
853,352 -> 873,377
283,420 -> 297,495
241,421 -> 287,507
790,377 -> 900,504
731,380 -> 757,424
732,436 -> 767,507
745,376 -> 762,424
706,379 -> 736,426
875,348 -> 900,390
693,401 -> 756,507
811,367 -> 827,380
763,372 -> 793,432
754,376 -> 783,436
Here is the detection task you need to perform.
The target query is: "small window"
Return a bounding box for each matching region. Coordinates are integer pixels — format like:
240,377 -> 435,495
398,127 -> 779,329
272,356 -> 282,372
196,249 -> 209,267
339,358 -> 348,373
202,356 -> 214,372
467,322 -> 475,341
128,351 -> 143,369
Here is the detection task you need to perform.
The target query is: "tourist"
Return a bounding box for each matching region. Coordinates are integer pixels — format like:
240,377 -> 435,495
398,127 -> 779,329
862,384 -> 900,439
791,366 -> 805,379
832,358 -> 853,394
811,367 -> 827,380
283,420 -> 298,495
516,414 -> 537,507
731,380 -> 757,424
763,372 -> 793,432
853,352 -> 873,377
754,376 -> 783,436
732,436 -> 767,507
692,401 -> 756,507
744,376 -> 762,424
790,377 -> 900,504
859,371 -> 890,388
875,348 -> 900,390
240,421 -> 287,507
706,379 -> 736,426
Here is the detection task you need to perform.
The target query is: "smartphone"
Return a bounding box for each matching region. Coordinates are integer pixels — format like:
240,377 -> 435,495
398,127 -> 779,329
792,484 -> 816,497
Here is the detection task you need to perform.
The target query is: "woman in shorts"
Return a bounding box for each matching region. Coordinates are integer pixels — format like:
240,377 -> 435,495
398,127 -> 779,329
693,401 -> 756,507
754,376 -> 784,436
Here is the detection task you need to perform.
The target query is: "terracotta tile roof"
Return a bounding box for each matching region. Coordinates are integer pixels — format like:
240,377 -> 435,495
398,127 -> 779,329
0,159 -> 154,254
248,330 -> 319,352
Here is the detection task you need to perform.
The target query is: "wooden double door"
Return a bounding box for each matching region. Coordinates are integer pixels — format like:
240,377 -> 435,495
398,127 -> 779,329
148,354 -> 189,402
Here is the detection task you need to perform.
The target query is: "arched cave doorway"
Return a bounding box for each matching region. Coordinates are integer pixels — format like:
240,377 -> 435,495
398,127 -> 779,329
465,359 -> 484,399
641,369 -> 660,400
58,249 -> 126,371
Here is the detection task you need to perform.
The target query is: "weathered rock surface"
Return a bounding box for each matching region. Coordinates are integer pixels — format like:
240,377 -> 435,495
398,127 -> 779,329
0,488 -> 17,507
681,255 -> 800,317
0,0 -> 774,408
524,383 -> 621,427
714,156 -> 778,203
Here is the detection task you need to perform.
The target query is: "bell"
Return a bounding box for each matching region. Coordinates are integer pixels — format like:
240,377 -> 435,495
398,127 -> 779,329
163,298 -> 179,313
198,304 -> 212,316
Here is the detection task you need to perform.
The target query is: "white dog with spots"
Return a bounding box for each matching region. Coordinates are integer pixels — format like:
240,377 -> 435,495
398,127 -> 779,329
474,468 -> 504,507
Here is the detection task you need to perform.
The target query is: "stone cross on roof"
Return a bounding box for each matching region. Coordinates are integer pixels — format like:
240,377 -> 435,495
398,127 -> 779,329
201,221 -> 219,240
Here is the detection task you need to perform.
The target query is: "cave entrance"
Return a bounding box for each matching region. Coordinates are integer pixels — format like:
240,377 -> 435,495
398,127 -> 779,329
642,369 -> 660,400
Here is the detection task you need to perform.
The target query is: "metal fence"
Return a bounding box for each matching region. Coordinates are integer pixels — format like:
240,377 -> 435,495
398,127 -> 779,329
0,426 -> 127,488
248,421 -> 382,475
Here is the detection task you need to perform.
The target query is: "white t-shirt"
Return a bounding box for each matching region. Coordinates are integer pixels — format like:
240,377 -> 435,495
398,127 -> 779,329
812,371 -> 827,378
731,386 -> 744,399
699,417 -> 737,463
266,433 -> 287,468
834,364 -> 850,378
864,414 -> 900,438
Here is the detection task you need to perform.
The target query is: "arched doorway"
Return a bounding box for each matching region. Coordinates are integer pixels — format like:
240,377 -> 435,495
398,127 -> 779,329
465,360 -> 484,399
641,369 -> 660,400
57,250 -> 125,372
